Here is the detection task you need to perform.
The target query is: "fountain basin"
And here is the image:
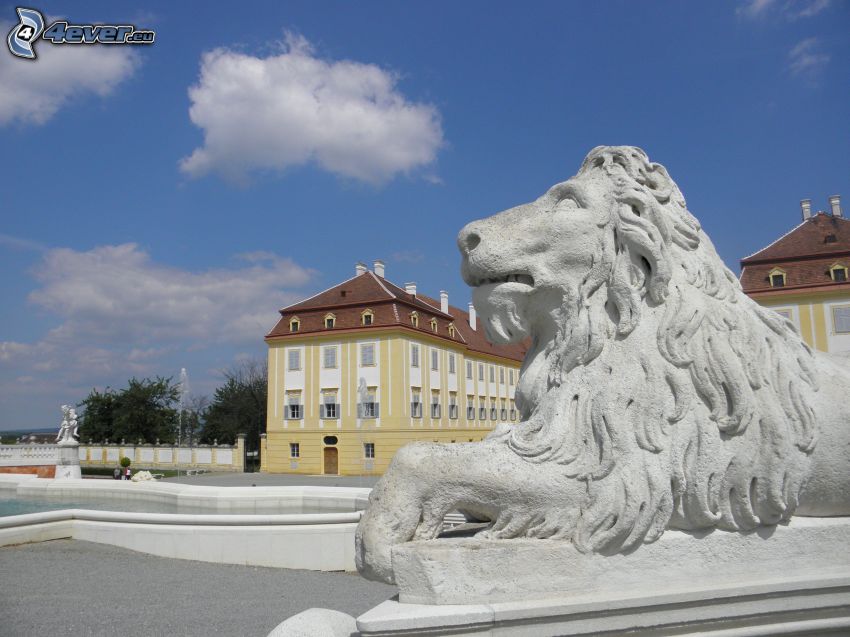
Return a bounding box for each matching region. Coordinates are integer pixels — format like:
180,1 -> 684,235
0,474 -> 369,571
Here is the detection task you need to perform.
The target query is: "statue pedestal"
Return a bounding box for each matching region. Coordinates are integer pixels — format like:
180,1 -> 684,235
55,440 -> 81,480
353,517 -> 850,636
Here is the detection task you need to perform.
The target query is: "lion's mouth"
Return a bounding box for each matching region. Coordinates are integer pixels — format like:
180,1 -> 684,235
469,273 -> 534,289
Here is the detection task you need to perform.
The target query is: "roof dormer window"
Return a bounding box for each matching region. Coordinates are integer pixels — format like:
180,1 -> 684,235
361,309 -> 374,326
768,267 -> 786,288
324,313 -> 336,329
410,311 -> 419,328
289,317 -> 300,332
430,318 -> 438,332
448,323 -> 456,338
830,263 -> 848,283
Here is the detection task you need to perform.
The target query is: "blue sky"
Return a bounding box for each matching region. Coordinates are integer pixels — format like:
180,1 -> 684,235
1,1 -> 848,430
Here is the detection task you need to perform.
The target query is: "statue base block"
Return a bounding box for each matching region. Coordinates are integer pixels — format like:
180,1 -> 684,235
353,517 -> 850,636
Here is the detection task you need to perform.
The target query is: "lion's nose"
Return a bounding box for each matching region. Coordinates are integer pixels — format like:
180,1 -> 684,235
457,223 -> 482,256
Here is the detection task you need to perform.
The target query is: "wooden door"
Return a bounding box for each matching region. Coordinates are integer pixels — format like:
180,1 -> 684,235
323,447 -> 338,475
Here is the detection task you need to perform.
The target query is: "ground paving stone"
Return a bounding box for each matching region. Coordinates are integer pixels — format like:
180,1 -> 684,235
0,539 -> 396,637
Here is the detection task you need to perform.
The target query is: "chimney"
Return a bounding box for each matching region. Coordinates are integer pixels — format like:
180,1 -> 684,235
440,290 -> 449,314
468,302 -> 477,331
829,195 -> 842,218
355,262 -> 367,276
801,199 -> 812,220
405,282 -> 417,296
373,260 -> 385,278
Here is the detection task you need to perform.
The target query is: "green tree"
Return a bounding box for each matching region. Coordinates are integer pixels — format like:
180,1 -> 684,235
202,361 -> 266,453
78,387 -> 117,442
113,377 -> 180,444
78,377 -> 180,444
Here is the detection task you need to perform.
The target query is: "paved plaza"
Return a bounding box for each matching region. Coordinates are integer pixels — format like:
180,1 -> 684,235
1,472 -> 390,636
0,539 -> 396,637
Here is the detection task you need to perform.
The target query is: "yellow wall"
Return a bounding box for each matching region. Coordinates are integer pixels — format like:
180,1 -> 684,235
264,328 -> 521,475
751,289 -> 850,353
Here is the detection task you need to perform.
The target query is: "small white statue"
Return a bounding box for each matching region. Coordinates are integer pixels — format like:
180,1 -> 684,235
56,404 -> 79,443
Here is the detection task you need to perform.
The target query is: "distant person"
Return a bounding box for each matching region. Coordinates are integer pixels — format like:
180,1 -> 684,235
113,467 -> 120,480
124,467 -> 132,481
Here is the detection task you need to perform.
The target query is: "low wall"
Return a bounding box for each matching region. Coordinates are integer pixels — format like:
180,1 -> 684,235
78,434 -> 245,472
0,444 -> 59,477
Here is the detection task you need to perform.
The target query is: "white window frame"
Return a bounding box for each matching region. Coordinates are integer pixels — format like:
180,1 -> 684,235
287,349 -> 301,371
364,442 -> 375,459
431,349 -> 439,371
411,344 -> 420,368
360,343 -> 376,366
322,346 -> 337,369
833,305 -> 850,334
289,443 -> 300,458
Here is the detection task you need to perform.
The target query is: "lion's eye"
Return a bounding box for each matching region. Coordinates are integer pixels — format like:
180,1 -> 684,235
556,196 -> 579,209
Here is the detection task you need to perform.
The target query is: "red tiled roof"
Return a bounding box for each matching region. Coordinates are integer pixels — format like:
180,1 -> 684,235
740,213 -> 850,294
741,213 -> 850,263
266,272 -> 527,362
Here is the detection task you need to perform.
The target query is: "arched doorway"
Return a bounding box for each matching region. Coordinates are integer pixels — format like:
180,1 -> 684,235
323,447 -> 338,475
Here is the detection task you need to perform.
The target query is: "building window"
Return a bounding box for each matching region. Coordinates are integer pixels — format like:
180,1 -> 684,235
289,317 -> 300,332
509,369 -> 515,385
320,393 -> 338,419
362,309 -> 374,325
489,366 -> 495,383
287,349 -> 301,371
466,397 -> 475,420
478,364 -> 484,381
834,306 -> 850,334
431,349 -> 439,371
466,361 -> 473,379
324,313 -> 336,328
774,309 -> 792,320
448,354 -> 456,374
360,343 -> 376,366
448,324 -> 456,337
431,393 -> 441,418
411,390 -> 422,418
411,343 -> 420,368
499,368 -> 505,384
410,311 -> 419,328
290,443 -> 300,458
768,268 -> 786,288
500,400 -> 507,421
479,400 -> 486,420
323,346 -> 337,369
449,394 -> 458,419
490,400 -> 498,421
285,393 -> 302,420
510,399 -> 517,421
359,389 -> 379,418
430,318 -> 438,332
830,264 -> 848,282
364,442 -> 375,459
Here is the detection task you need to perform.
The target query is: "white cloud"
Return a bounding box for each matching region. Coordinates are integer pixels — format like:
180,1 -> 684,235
25,243 -> 313,346
0,29 -> 138,126
737,0 -> 777,18
180,33 -> 444,185
737,0 -> 831,19
788,37 -> 830,78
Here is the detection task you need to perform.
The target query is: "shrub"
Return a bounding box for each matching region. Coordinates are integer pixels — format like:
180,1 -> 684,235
119,456 -> 132,468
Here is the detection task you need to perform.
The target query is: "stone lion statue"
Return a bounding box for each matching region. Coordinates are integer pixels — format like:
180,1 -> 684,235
356,146 -> 850,584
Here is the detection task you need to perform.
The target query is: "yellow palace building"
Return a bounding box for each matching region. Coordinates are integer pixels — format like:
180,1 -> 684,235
740,195 -> 849,355
260,260 -> 526,475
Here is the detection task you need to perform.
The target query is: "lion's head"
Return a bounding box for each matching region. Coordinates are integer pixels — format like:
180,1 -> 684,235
458,146 -> 819,552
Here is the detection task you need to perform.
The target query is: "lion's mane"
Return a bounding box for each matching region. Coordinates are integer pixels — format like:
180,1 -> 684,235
498,146 -> 819,554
